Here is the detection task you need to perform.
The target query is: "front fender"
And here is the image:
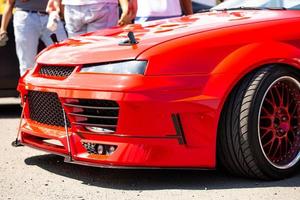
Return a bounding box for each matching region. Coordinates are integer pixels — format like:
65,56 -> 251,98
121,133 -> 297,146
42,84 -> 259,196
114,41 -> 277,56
205,41 -> 300,110
212,41 -> 300,75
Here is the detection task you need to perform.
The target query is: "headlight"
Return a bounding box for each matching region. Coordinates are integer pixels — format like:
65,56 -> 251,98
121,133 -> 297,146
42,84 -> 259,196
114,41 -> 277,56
80,60 -> 147,75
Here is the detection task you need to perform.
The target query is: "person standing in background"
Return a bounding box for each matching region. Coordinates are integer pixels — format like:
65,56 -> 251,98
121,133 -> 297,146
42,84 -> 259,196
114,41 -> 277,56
0,0 -> 13,46
135,0 -> 193,23
0,0 -> 67,76
47,0 -> 136,37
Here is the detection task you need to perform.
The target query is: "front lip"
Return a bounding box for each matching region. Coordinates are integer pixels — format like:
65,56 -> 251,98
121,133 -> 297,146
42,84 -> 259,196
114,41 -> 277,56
21,140 -> 212,170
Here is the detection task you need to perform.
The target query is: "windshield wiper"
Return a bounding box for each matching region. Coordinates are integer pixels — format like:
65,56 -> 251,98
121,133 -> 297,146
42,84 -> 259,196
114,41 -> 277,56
213,6 -> 287,11
196,9 -> 211,13
213,6 -> 264,11
265,7 -> 287,10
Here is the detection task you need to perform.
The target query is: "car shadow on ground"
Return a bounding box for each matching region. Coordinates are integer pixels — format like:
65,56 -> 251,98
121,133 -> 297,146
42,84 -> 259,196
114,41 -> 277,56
0,104 -> 21,119
24,154 -> 300,190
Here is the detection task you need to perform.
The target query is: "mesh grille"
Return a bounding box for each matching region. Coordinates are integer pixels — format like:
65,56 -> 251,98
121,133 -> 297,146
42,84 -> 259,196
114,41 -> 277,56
27,91 -> 70,127
39,66 -> 75,77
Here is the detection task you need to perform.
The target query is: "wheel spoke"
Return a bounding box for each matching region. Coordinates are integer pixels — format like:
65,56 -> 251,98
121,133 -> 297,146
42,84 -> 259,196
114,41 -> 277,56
281,83 -> 285,104
273,85 -> 283,107
260,130 -> 273,141
269,89 -> 276,105
260,126 -> 273,131
291,103 -> 298,115
261,107 -> 272,116
288,137 -> 294,147
285,88 -> 291,107
260,115 -> 273,119
271,138 -> 281,159
284,136 -> 290,156
264,137 -> 275,149
265,98 -> 275,108
290,128 -> 297,137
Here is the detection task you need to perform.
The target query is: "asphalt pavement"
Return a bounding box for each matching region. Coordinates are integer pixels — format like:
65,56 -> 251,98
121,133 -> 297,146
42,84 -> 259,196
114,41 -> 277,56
0,98 -> 299,200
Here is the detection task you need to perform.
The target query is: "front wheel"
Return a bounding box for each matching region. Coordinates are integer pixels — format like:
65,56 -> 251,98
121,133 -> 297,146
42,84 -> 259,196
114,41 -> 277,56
218,66 -> 300,180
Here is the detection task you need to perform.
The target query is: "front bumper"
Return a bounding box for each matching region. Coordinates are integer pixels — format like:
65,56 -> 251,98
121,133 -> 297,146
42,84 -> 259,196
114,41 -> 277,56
18,72 -> 219,168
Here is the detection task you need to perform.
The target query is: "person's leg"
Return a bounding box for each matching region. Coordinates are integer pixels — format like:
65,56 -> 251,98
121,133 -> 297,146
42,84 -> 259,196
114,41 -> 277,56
64,5 -> 87,37
54,21 -> 68,41
13,11 -> 40,76
39,14 -> 67,46
85,3 -> 118,33
105,3 -> 119,28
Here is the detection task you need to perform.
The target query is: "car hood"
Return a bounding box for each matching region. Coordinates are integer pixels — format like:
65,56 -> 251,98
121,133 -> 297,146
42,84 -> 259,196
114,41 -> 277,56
37,10 -> 300,65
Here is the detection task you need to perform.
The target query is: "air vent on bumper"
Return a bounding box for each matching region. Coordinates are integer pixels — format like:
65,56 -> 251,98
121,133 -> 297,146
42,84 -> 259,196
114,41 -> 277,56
64,99 -> 119,133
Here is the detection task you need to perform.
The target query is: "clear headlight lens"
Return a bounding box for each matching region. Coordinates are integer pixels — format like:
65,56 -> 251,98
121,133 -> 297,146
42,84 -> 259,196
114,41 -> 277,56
80,60 -> 147,75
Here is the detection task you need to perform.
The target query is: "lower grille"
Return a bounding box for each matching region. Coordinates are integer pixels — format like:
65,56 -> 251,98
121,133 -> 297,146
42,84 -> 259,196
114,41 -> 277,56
64,99 -> 119,132
38,66 -> 75,78
27,91 -> 70,127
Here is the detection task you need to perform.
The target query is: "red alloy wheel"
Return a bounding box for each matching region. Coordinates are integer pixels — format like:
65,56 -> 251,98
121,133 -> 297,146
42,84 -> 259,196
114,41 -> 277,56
259,76 -> 300,169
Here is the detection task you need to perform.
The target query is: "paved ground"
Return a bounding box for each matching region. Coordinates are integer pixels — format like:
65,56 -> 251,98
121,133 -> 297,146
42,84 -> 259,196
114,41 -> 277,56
0,98 -> 299,200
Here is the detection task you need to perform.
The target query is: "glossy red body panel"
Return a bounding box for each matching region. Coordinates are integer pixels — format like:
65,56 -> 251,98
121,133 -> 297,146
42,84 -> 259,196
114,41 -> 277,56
18,10 -> 300,168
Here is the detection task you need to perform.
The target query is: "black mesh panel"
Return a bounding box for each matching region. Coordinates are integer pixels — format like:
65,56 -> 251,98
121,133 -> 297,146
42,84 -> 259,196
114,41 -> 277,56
39,66 -> 75,77
27,91 -> 70,127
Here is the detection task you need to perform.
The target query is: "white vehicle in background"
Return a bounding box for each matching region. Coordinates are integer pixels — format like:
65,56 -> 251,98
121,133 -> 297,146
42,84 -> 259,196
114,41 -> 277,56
192,0 -> 217,12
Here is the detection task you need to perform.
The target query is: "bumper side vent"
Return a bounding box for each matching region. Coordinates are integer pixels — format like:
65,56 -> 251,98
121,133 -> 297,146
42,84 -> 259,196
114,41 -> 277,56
28,91 -> 71,127
64,99 -> 119,132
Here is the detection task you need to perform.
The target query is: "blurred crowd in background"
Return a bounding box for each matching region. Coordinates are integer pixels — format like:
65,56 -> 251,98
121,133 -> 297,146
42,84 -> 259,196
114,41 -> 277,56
0,0 -> 223,14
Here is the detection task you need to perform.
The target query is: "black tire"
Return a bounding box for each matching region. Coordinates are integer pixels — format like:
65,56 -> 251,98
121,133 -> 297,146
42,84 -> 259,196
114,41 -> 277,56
218,65 -> 300,180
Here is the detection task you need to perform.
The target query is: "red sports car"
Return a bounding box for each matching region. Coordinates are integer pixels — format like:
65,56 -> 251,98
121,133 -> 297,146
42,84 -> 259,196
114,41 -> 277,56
17,0 -> 300,180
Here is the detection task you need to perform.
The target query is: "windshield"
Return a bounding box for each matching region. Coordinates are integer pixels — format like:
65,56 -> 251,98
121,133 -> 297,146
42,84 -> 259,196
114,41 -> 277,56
212,0 -> 300,10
